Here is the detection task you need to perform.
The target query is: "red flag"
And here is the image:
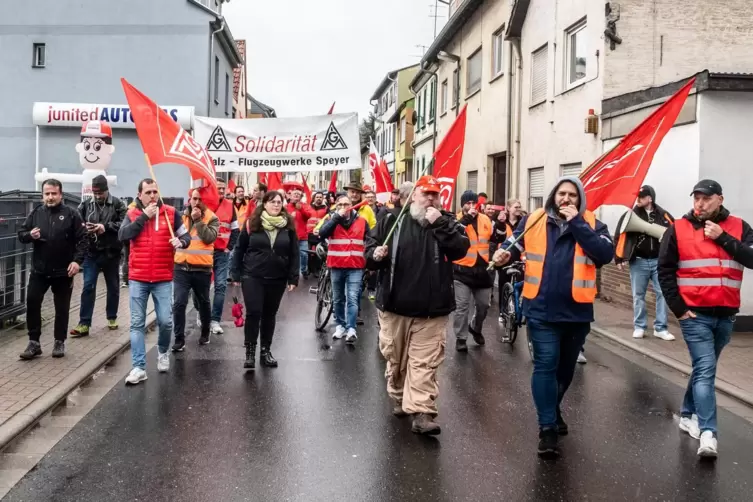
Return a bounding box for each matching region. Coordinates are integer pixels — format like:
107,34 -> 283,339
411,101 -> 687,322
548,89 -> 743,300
121,78 -> 219,210
368,138 -> 394,203
434,105 -> 468,210
267,172 -> 283,191
327,102 -> 336,115
328,172 -> 338,193
259,172 -> 268,185
580,78 -> 695,211
228,178 -> 237,194
301,174 -> 312,202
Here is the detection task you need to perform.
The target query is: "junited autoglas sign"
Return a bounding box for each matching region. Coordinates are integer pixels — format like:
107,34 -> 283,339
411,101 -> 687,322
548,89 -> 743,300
32,102 -> 194,130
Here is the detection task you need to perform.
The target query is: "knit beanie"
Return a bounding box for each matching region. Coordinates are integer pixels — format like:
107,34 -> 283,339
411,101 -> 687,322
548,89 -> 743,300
460,190 -> 478,206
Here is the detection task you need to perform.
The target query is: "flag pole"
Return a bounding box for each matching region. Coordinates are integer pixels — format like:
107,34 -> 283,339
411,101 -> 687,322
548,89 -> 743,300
144,153 -> 175,238
486,210 -> 547,270
381,162 -> 430,246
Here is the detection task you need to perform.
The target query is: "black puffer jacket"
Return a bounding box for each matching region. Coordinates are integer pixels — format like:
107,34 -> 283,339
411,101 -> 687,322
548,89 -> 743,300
233,225 -> 300,286
18,203 -> 87,277
365,207 -> 470,318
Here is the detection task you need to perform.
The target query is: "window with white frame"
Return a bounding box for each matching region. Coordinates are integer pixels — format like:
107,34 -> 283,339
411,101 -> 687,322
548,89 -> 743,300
441,79 -> 448,114
467,170 -> 479,193
429,79 -> 436,121
566,19 -> 587,86
528,167 -> 545,210
224,73 -> 230,116
422,87 -> 428,129
531,44 -> 548,105
400,116 -> 406,143
466,48 -> 482,96
32,43 -> 46,68
492,27 -> 505,77
560,163 -> 583,178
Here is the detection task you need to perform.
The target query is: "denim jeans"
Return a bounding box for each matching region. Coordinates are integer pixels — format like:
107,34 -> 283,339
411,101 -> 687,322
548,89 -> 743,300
129,280 -> 172,369
528,318 -> 590,429
173,269 -> 211,341
331,268 -> 364,331
211,250 -> 230,322
629,257 -> 668,332
299,241 -> 309,276
79,255 -> 120,326
680,313 -> 734,435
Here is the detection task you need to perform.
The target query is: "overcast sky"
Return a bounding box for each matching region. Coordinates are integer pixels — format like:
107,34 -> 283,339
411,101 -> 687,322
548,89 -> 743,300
224,0 -> 448,120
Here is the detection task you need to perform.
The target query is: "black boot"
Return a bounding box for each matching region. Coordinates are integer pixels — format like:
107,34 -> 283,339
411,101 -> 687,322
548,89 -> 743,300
456,339 -> 468,352
260,347 -> 278,367
244,344 -> 256,369
411,413 -> 441,435
538,428 -> 559,459
52,340 -> 65,358
19,341 -> 42,360
469,326 -> 486,346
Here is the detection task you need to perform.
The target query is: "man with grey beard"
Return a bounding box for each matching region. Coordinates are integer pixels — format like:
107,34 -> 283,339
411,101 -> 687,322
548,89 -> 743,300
366,175 -> 470,435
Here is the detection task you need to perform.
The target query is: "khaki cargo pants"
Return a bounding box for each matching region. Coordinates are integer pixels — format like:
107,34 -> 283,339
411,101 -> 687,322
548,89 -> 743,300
378,310 -> 448,416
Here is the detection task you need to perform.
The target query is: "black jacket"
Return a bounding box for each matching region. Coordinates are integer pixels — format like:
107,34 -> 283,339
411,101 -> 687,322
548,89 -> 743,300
658,207 -> 753,318
78,195 -> 127,259
365,207 -> 470,318
454,213 -> 494,289
234,225 -> 300,286
18,203 -> 87,277
614,201 -> 674,263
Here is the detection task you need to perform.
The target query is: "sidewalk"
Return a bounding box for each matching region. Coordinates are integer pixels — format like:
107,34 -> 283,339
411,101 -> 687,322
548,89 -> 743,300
592,300 -> 753,406
0,275 -> 154,449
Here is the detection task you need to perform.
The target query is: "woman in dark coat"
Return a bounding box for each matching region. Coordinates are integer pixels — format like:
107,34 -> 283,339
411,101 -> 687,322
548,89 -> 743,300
233,191 -> 299,369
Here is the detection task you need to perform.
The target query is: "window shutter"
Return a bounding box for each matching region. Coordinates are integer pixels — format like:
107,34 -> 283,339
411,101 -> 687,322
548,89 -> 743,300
531,45 -> 548,104
560,163 -> 582,178
467,170 -> 479,193
528,167 -> 544,210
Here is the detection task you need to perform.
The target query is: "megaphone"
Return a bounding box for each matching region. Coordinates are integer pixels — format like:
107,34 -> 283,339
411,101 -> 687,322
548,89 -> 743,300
616,210 -> 667,241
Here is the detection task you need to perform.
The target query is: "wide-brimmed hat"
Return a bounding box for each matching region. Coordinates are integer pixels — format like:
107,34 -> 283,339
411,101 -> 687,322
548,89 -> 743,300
342,183 -> 365,193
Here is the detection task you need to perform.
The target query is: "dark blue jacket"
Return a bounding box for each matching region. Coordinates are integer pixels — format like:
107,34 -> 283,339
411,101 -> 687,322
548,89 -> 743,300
505,177 -> 614,323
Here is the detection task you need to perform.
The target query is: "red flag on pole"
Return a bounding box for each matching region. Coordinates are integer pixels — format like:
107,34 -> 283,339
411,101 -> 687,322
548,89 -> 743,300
369,138 -> 394,203
267,172 -> 283,191
121,78 -> 219,210
580,78 -> 696,211
328,172 -> 338,194
228,178 -> 237,194
301,174 -> 312,202
259,172 -> 268,185
434,105 -> 468,210
327,102 -> 336,115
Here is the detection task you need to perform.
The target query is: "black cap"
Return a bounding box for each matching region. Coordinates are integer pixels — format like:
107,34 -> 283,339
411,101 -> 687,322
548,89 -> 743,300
690,179 -> 723,196
91,175 -> 108,191
638,185 -> 653,198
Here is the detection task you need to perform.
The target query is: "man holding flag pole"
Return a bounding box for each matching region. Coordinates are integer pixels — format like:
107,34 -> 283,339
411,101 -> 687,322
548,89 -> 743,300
491,77 -> 695,458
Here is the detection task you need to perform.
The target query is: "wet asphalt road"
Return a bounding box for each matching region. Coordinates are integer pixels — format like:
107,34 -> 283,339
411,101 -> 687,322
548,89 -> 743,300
4,283 -> 753,501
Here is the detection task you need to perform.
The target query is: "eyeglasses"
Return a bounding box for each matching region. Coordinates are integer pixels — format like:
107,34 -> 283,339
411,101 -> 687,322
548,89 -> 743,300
191,197 -> 201,201
267,200 -> 283,205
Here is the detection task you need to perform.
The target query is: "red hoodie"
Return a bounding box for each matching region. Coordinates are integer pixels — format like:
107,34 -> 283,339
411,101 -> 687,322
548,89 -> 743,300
287,202 -> 313,240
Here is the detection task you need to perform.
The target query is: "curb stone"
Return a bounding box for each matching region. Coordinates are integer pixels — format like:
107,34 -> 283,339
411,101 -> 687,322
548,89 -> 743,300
590,325 -> 753,408
0,310 -> 157,452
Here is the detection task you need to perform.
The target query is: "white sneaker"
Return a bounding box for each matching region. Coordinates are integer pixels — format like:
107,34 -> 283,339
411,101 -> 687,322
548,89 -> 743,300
210,321 -> 224,335
346,328 -> 358,344
196,313 -> 202,327
679,415 -> 701,439
332,326 -> 346,339
157,352 -> 170,373
577,351 -> 587,364
698,431 -> 718,458
125,367 -> 147,385
654,330 -> 675,341
632,329 -> 645,339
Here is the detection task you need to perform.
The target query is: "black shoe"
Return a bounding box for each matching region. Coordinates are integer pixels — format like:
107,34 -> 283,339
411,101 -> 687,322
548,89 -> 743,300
456,339 -> 468,352
302,272 -> 309,280
469,326 -> 486,346
538,428 -> 559,459
392,401 -> 408,418
52,340 -> 65,358
556,408 -> 568,436
411,413 -> 441,435
172,339 -> 186,352
19,341 -> 42,360
199,332 -> 210,345
244,344 -> 256,369
260,348 -> 278,367
357,316 -> 364,326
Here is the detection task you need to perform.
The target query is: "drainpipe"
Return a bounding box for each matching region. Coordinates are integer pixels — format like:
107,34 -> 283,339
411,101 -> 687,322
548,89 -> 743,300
207,17 -> 225,117
511,38 -> 523,200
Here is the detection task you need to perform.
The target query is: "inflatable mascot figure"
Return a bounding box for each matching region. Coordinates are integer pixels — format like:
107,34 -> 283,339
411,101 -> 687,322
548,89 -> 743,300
35,120 -> 117,200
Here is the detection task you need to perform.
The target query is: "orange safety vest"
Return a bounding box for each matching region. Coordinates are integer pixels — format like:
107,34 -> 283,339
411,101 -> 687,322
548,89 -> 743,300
235,201 -> 248,229
214,199 -> 236,251
522,208 -> 597,303
675,216 -> 743,308
175,210 -> 215,267
454,213 -> 493,266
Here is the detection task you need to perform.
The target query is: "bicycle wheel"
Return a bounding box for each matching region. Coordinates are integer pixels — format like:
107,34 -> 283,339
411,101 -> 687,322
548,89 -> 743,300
314,268 -> 333,331
504,284 -> 519,345
499,283 -> 516,344
526,327 -> 534,361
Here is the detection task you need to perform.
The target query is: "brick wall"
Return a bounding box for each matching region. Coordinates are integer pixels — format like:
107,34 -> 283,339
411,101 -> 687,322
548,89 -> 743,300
599,263 -> 659,314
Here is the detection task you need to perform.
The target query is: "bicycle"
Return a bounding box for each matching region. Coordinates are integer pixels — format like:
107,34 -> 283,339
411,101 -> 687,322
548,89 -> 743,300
499,261 -> 534,361
308,243 -> 333,331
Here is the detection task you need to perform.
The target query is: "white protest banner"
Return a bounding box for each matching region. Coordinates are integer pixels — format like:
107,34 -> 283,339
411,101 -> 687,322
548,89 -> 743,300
194,113 -> 360,173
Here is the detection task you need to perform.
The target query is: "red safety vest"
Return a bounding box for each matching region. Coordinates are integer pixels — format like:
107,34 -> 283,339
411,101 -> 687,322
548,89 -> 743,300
327,216 -> 367,269
675,216 -> 744,308
128,205 -> 177,283
214,199 -> 235,251
306,206 -> 329,234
